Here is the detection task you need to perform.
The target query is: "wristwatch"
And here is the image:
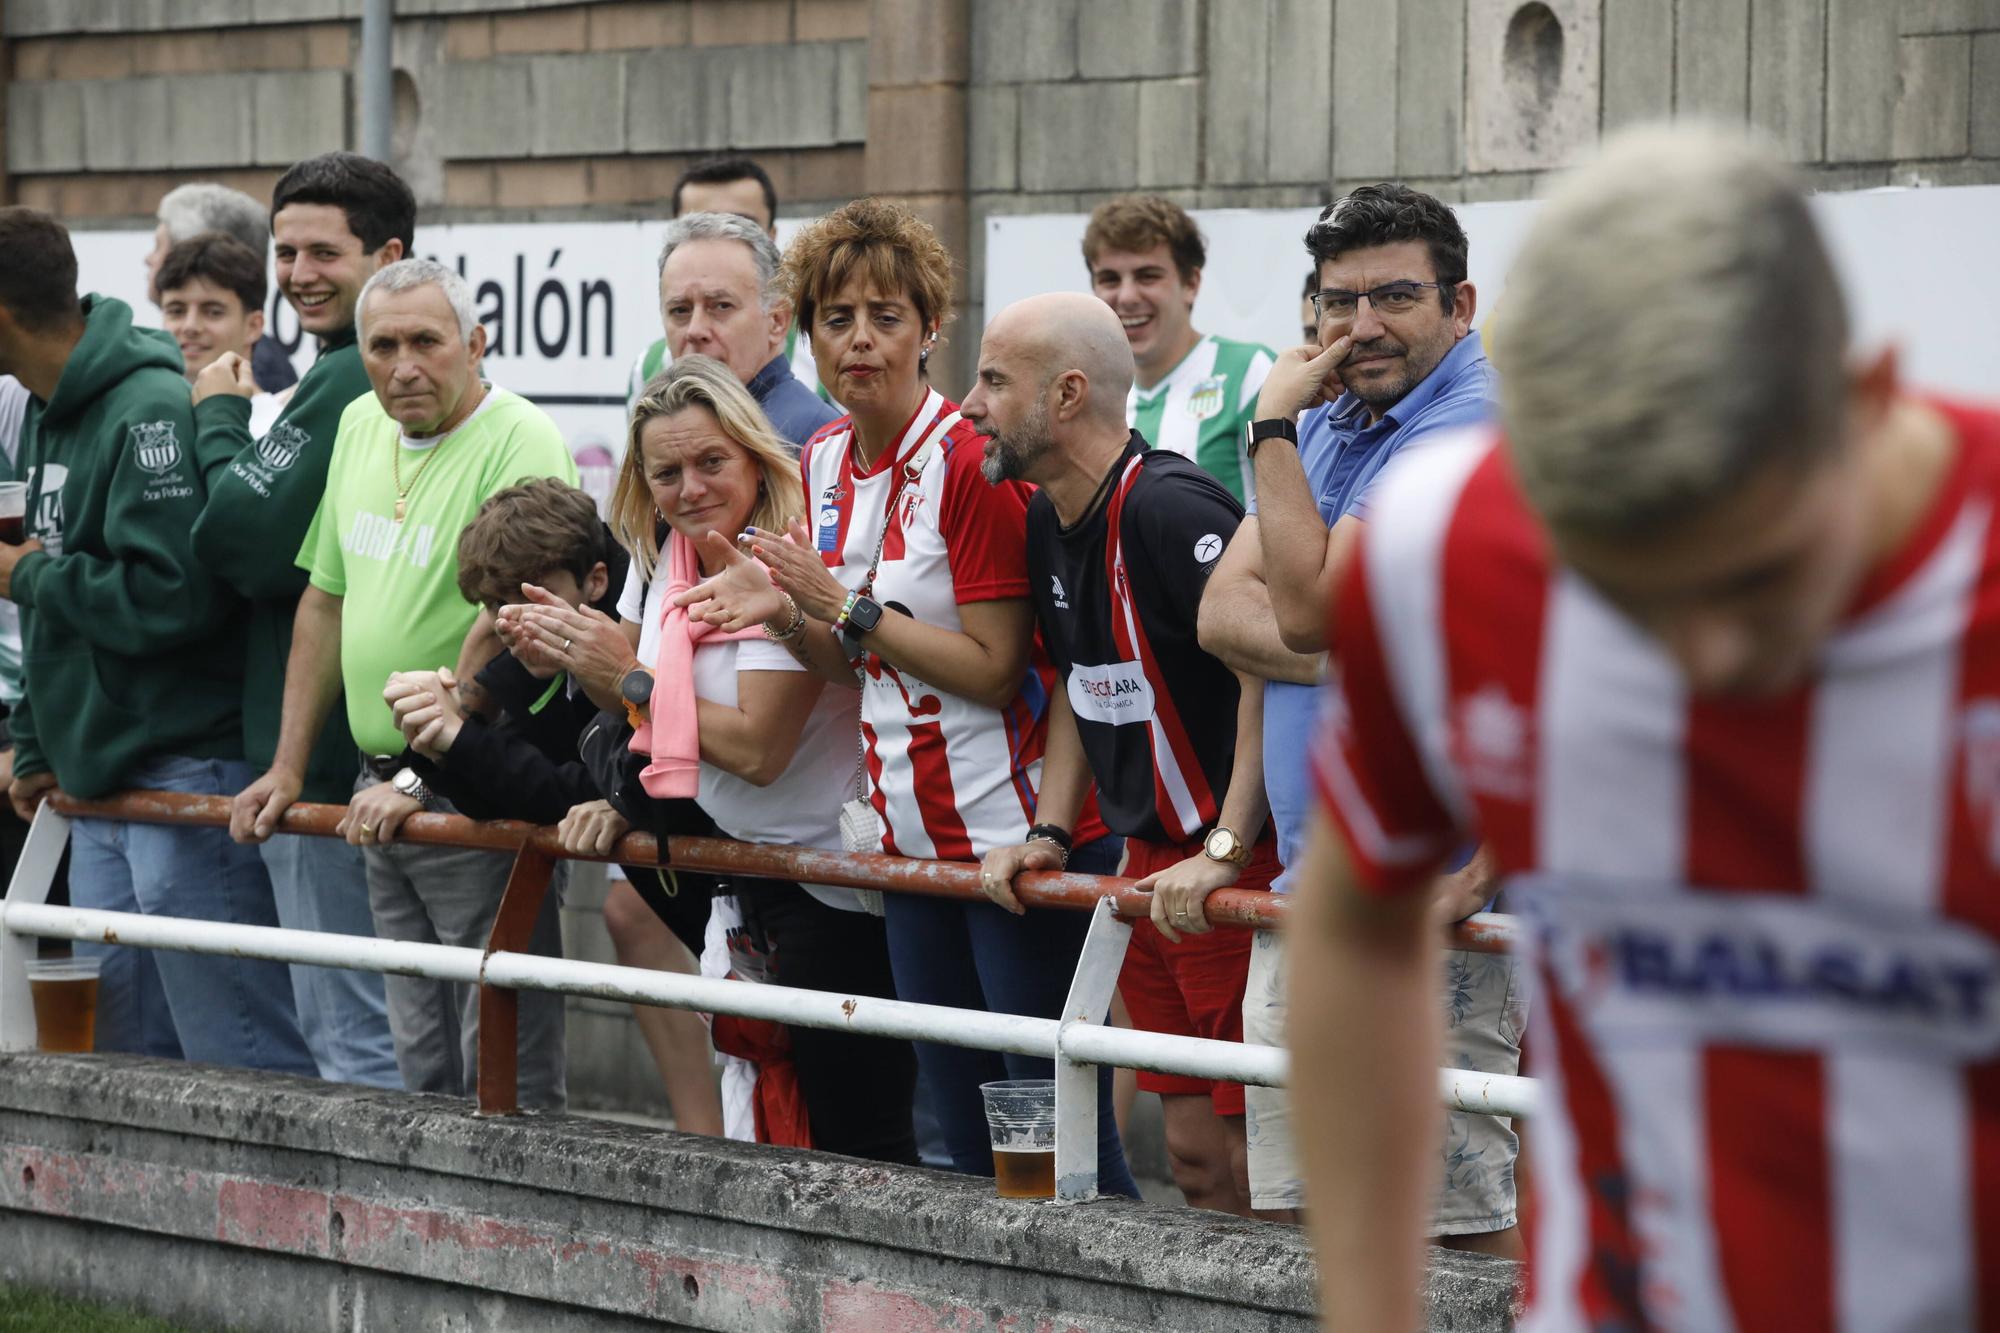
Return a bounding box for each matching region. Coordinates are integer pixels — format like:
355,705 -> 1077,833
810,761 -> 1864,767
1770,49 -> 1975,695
1245,418 -> 1299,459
840,594 -> 885,654
619,665 -> 654,729
390,766 -> 432,809
1202,825 -> 1253,867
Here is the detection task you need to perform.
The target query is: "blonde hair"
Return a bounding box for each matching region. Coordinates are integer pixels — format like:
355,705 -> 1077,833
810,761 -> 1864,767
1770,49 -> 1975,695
1501,123 -> 1849,537
609,355 -> 804,583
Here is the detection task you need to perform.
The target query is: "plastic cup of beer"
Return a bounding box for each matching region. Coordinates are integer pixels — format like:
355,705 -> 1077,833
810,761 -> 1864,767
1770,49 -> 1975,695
979,1078 -> 1057,1199
0,481 -> 27,546
26,957 -> 100,1053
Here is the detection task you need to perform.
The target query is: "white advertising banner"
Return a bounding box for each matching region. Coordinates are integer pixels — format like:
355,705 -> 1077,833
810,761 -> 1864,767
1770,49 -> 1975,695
69,218 -> 817,511
983,185 -> 2000,400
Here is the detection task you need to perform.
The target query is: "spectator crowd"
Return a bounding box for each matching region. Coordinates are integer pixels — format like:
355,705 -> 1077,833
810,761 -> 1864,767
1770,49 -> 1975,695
9,121 -> 1986,1333
0,145 -> 1517,1247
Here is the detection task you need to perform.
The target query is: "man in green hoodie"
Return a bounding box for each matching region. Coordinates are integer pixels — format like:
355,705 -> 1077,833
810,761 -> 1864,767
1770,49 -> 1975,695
188,153 -> 410,1089
0,206 -> 314,1074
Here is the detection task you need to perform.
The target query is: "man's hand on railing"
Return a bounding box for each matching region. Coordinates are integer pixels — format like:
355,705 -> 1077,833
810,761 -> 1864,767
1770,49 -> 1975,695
9,769 -> 55,823
338,781 -> 423,847
556,799 -> 630,858
229,768 -> 302,844
976,839 -> 1066,916
1135,854 -> 1237,944
1427,846 -> 1497,931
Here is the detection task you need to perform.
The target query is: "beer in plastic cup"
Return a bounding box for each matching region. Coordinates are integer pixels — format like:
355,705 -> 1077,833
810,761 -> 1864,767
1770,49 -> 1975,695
979,1078 -> 1056,1199
0,481 -> 27,546
27,957 -> 100,1053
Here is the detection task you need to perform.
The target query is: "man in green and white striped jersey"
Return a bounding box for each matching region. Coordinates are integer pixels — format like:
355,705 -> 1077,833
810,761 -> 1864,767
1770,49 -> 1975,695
1085,196 -> 1274,506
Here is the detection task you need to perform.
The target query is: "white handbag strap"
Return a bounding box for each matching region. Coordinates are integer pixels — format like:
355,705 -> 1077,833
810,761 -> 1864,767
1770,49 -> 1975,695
856,409 -> 961,599
848,406 -> 963,794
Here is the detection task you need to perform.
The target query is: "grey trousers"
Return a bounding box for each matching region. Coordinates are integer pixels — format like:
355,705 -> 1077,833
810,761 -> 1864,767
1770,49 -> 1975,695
356,780 -> 567,1111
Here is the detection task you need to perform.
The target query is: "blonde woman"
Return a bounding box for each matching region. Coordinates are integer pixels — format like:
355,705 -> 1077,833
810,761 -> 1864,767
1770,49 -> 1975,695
512,355 -> 918,1163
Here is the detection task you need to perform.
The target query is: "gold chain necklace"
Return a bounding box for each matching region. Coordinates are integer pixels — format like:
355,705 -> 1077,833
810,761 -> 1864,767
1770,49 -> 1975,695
391,438 -> 442,523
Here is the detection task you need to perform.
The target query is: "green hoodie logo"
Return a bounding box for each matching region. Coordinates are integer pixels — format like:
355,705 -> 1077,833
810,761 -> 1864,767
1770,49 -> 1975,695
132,420 -> 183,475
256,420 -> 307,472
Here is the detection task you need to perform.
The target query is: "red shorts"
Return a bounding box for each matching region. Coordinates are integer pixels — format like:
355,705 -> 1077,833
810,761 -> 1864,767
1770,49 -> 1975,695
1116,831 -> 1278,1115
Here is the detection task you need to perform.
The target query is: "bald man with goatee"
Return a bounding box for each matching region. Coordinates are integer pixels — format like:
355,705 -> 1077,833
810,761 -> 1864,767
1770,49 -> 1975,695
962,293 -> 1278,1218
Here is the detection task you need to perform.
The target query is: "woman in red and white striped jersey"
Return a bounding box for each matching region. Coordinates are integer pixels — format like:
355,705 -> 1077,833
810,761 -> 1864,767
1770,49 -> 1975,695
675,199 -> 1137,1195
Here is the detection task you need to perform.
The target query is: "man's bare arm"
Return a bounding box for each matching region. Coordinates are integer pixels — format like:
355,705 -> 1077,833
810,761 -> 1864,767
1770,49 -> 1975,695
1250,341 -> 1371,654
1197,519 -> 1325,685
1257,500 -> 1359,655
230,585 -> 344,843
1289,811 -> 1441,1331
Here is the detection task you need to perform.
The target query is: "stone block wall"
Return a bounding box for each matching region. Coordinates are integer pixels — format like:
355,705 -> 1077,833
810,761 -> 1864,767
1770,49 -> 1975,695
1,0 -> 874,223
959,0 -> 2000,337
5,0 -> 1996,373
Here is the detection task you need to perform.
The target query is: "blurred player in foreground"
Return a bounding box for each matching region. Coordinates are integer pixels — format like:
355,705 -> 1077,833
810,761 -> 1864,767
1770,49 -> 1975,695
1291,123 -> 2000,1330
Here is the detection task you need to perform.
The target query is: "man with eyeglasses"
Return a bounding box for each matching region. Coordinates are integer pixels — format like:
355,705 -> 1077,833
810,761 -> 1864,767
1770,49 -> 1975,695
1196,183 -> 1518,1254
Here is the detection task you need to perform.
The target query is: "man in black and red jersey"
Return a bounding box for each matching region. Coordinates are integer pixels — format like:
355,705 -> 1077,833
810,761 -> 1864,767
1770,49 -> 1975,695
1291,123 -> 2000,1329
965,290 -> 1277,1218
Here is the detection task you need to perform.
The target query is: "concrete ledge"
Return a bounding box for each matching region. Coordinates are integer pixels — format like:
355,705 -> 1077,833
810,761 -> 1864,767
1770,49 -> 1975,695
0,1055 -> 1520,1330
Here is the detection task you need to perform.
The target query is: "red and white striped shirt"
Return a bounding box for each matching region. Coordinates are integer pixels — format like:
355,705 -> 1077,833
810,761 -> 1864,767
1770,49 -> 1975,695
802,389 -> 1083,861
1314,402 -> 2000,1331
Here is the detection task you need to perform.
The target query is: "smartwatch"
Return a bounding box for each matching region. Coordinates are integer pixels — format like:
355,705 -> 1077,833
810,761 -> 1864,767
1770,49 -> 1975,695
1245,418 -> 1299,459
390,766 -> 432,809
840,594 -> 885,653
619,665 -> 654,729
1202,825 -> 1253,867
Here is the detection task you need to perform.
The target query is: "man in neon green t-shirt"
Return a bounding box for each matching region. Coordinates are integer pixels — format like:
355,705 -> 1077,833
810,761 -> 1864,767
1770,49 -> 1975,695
1085,195 -> 1274,507
232,258 -> 578,1109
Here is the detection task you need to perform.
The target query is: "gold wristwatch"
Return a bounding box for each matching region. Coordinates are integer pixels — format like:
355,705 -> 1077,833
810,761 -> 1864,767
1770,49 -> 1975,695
1202,825 -> 1252,867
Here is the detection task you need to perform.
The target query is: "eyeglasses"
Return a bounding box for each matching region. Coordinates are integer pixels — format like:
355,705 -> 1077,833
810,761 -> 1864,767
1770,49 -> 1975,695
1311,280 -> 1453,321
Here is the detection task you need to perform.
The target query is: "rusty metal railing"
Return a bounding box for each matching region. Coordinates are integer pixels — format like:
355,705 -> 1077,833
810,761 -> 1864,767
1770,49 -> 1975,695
9,790 -> 1521,1128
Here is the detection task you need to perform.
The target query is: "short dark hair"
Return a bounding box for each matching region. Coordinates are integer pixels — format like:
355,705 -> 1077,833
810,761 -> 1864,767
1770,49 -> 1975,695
1306,183 -> 1469,311
156,233 -> 268,316
455,478 -> 607,610
271,152 -> 416,256
0,207 -> 81,332
671,155 -> 778,223
1082,195 -> 1206,283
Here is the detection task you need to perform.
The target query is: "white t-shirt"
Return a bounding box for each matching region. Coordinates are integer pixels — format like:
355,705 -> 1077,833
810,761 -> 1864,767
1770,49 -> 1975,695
249,390 -> 284,440
621,551 -> 864,912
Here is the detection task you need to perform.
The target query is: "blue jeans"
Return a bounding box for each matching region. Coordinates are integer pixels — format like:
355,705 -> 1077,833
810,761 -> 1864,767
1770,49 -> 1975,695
883,836 -> 1139,1198
68,755 -> 316,1074
260,833 -> 402,1088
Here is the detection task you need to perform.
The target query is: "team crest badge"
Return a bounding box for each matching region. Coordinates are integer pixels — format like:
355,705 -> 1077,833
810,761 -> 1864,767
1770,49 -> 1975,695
1455,683 -> 1533,802
257,420 -> 308,472
131,421 -> 182,475
1962,701 -> 2000,868
1184,376 -> 1227,421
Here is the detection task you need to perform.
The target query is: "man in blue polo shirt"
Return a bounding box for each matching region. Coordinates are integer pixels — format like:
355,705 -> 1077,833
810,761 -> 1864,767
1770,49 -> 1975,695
1197,183 -> 1522,1257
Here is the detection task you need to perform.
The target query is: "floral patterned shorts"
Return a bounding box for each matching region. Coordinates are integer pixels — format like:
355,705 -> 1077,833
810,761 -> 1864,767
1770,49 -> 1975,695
1242,929 -> 1528,1232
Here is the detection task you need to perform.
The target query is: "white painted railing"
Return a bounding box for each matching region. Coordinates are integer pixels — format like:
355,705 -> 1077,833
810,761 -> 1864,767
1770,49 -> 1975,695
0,793 -> 1534,1203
